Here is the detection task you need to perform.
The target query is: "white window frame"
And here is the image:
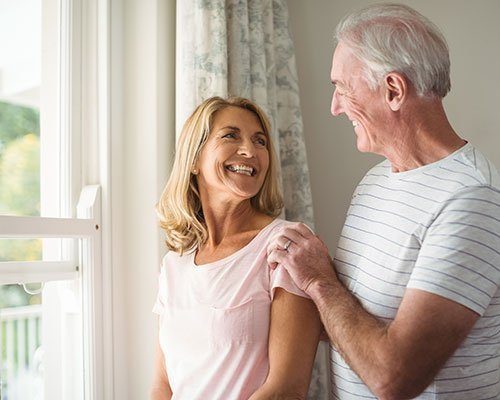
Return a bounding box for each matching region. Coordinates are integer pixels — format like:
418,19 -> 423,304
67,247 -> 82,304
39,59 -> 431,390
0,0 -> 114,398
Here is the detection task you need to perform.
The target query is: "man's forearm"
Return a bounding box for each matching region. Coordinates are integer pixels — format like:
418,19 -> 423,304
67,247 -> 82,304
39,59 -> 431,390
248,383 -> 304,400
308,278 -> 409,398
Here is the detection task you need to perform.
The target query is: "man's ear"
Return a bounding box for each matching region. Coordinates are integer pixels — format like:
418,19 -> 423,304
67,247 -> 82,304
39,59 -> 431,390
384,72 -> 407,111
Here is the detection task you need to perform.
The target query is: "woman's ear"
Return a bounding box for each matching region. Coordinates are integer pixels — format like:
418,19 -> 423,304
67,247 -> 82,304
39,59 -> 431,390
384,72 -> 407,111
191,166 -> 199,175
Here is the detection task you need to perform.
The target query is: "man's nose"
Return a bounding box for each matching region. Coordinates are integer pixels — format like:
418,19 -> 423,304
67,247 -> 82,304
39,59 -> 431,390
331,90 -> 343,116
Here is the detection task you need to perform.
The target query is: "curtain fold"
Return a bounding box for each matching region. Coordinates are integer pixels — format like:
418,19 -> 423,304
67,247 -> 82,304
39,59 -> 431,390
176,1 -> 327,397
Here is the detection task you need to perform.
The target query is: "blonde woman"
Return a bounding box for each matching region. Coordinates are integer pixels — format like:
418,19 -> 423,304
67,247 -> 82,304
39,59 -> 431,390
150,97 -> 321,400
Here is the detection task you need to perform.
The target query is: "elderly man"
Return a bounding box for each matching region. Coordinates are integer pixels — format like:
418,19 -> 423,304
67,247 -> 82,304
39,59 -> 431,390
268,3 -> 500,399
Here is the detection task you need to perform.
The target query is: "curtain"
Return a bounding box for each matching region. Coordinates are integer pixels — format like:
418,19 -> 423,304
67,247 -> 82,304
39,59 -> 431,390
176,1 -> 328,397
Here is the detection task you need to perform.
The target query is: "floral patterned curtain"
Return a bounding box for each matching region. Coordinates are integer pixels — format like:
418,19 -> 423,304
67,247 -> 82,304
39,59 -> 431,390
176,0 -> 328,397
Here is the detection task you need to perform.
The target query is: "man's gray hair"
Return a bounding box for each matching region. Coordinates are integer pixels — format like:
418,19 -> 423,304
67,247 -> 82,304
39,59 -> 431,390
335,3 -> 451,98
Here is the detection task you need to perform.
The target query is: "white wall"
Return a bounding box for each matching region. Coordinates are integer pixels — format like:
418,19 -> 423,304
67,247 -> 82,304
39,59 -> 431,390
115,1 -> 175,398
288,0 -> 500,251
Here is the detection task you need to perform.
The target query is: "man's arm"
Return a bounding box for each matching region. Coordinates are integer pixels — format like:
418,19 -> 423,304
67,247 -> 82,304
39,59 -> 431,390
267,223 -> 479,400
312,277 -> 478,399
249,288 -> 322,400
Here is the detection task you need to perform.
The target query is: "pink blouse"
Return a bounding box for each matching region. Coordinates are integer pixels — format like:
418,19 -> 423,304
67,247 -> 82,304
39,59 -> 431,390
153,219 -> 309,399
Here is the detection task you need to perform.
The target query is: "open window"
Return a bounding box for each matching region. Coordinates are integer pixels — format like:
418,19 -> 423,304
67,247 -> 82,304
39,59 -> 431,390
0,0 -> 110,398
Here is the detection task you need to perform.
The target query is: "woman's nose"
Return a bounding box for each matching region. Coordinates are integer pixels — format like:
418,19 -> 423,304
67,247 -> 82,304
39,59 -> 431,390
237,140 -> 256,157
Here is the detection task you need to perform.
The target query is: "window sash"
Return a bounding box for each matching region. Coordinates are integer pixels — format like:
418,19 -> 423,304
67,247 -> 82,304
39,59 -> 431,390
0,261 -> 77,284
0,185 -> 100,286
0,185 -> 102,400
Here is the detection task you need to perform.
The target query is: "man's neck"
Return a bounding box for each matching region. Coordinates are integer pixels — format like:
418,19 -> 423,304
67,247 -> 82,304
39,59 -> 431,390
384,100 -> 466,173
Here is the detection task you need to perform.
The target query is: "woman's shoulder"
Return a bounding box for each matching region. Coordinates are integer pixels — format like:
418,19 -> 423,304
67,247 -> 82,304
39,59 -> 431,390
267,218 -> 314,233
256,219 -> 314,246
161,249 -> 194,269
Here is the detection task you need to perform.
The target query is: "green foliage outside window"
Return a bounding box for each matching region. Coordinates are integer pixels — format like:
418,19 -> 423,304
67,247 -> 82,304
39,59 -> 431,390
0,101 -> 44,397
0,100 -> 42,306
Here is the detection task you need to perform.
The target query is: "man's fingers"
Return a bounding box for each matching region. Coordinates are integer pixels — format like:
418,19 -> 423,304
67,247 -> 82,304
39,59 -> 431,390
266,225 -> 313,256
279,227 -> 306,244
275,236 -> 295,251
267,247 -> 288,267
266,239 -> 280,256
291,222 -> 315,238
267,230 -> 284,255
269,261 -> 278,270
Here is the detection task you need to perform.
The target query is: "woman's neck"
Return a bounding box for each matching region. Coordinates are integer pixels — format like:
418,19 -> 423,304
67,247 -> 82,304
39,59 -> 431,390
201,198 -> 270,248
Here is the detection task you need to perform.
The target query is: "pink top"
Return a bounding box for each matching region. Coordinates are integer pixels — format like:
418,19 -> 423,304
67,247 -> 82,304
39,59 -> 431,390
153,218 -> 309,399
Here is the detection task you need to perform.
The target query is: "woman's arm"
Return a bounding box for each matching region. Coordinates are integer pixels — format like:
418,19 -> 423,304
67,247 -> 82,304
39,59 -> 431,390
249,288 -> 322,400
150,337 -> 172,400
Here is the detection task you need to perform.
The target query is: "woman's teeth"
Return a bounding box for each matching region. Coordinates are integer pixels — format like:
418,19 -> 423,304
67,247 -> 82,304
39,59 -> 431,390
227,165 -> 254,176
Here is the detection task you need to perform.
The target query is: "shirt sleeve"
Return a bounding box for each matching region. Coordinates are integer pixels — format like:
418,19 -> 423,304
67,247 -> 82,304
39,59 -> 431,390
270,264 -> 311,301
152,265 -> 167,315
267,221 -> 313,301
407,186 -> 500,315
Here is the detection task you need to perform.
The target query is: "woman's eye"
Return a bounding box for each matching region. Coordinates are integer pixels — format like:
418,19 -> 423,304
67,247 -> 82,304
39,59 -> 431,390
256,138 -> 267,146
222,132 -> 237,139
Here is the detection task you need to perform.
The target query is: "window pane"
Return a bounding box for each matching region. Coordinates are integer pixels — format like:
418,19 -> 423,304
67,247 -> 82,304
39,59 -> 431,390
1,280 -> 83,400
0,0 -> 42,219
0,104 -> 40,218
1,283 -> 42,399
0,239 -> 42,261
0,239 -> 74,262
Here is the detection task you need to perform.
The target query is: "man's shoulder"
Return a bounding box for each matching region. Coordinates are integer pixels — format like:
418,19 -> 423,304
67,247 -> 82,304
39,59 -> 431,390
424,145 -> 500,221
353,147 -> 500,208
366,159 -> 391,175
357,159 -> 391,184
425,145 -> 500,205
447,144 -> 500,189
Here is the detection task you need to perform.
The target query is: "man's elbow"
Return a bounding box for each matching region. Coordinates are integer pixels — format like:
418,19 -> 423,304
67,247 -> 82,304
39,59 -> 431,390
370,371 -> 430,400
249,388 -> 306,400
277,391 -> 306,400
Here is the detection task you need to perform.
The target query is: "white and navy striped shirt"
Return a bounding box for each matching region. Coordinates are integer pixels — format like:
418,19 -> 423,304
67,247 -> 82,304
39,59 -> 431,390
332,143 -> 500,399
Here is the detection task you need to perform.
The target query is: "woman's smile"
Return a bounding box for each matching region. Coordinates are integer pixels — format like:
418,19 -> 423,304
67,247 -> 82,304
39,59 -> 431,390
225,163 -> 257,176
195,106 -> 270,200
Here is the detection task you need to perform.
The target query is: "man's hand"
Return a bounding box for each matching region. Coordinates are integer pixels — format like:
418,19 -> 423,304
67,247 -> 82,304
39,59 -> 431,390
266,222 -> 336,294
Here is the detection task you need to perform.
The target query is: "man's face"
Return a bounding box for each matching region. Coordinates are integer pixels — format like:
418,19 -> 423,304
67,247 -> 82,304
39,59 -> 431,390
330,42 -> 390,154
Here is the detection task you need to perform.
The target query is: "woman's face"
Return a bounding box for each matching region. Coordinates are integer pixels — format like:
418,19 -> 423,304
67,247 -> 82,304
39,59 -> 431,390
195,106 -> 270,202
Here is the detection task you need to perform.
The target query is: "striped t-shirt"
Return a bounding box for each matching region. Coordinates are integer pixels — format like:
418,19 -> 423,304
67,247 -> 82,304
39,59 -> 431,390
332,143 -> 500,399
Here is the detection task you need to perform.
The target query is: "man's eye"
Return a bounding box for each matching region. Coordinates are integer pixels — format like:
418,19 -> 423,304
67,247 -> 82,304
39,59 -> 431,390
333,84 -> 346,97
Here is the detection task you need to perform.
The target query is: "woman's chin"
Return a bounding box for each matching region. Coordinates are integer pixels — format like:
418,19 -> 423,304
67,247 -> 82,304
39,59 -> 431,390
222,181 -> 263,200
224,188 -> 261,202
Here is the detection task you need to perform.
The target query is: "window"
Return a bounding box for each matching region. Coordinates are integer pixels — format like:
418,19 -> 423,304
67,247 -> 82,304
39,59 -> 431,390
0,0 -> 111,398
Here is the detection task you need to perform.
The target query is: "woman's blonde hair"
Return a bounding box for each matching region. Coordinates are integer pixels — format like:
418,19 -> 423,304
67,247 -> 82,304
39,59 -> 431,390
156,96 -> 283,254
